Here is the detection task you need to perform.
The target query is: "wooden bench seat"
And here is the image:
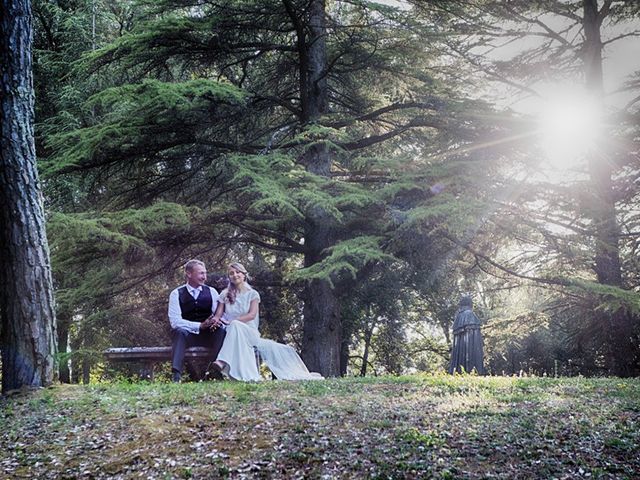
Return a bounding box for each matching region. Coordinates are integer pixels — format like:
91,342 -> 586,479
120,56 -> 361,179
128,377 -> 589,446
104,346 -> 213,361
104,346 -> 215,380
104,346 -> 262,380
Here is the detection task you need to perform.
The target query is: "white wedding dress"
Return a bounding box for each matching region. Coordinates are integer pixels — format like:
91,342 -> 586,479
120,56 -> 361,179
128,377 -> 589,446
215,287 -> 322,381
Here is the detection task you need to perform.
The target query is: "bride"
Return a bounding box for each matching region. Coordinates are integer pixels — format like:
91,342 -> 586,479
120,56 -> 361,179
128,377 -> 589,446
211,262 -> 322,381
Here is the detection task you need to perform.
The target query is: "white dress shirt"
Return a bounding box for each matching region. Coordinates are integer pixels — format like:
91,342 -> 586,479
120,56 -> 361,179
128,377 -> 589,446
168,284 -> 219,334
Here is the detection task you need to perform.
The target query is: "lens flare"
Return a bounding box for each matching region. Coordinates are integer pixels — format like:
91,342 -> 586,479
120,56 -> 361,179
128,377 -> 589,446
536,91 -> 603,171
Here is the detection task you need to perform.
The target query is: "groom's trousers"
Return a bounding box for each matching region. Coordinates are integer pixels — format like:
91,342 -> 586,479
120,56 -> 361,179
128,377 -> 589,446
171,327 -> 226,376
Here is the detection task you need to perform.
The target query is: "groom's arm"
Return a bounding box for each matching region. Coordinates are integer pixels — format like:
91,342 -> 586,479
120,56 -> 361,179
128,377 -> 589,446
168,289 -> 203,334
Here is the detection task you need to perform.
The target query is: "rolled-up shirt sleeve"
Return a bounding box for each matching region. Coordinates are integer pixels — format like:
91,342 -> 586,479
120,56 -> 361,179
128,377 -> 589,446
168,288 -> 201,334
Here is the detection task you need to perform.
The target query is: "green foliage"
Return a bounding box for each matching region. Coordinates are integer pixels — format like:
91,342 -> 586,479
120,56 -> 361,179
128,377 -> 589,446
291,236 -> 396,286
43,79 -> 246,175
226,153 -> 306,220
79,12 -> 217,72
291,123 -> 349,156
49,202 -> 192,266
34,0 -> 565,380
85,78 -> 246,114
405,194 -> 485,232
411,0 -> 640,376
47,202 -> 200,352
569,280 -> 640,315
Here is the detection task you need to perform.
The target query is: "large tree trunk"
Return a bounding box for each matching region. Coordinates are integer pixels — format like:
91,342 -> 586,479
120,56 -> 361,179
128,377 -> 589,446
360,320 -> 374,377
302,277 -> 341,376
582,0 -> 635,376
301,146 -> 341,375
57,314 -> 70,383
583,1 -> 621,287
71,346 -> 81,384
0,0 -> 57,392
288,0 -> 343,376
82,358 -> 91,384
340,333 -> 350,376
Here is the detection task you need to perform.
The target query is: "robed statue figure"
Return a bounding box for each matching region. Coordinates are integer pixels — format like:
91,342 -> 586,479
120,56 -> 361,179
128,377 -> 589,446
449,295 -> 485,375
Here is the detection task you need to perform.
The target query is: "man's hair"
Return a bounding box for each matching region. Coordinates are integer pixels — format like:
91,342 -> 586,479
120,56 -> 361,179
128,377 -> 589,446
184,259 -> 206,273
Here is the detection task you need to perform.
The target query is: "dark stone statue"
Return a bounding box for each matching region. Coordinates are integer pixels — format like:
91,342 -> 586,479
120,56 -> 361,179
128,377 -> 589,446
449,296 -> 485,375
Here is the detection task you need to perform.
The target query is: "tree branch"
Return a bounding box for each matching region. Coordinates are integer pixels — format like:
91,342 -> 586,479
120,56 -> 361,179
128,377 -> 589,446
601,31 -> 640,47
339,116 -> 445,150
326,100 -> 444,129
442,232 -> 571,288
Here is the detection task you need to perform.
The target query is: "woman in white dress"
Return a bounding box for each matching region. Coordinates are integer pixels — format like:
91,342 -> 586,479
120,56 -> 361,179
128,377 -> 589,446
211,262 -> 322,381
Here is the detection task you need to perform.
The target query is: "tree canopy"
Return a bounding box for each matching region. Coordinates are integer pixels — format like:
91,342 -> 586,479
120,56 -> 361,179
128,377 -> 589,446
8,0 -> 637,382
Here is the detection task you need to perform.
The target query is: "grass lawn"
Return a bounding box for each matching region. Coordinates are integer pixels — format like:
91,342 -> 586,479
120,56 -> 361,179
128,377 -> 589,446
1,375 -> 638,479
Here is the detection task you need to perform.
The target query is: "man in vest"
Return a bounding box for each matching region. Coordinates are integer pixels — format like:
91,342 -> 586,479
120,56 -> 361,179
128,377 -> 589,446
168,259 -> 226,382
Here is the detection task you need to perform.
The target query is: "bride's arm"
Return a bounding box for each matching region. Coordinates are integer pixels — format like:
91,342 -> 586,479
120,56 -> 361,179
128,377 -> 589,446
233,299 -> 259,323
210,301 -> 226,326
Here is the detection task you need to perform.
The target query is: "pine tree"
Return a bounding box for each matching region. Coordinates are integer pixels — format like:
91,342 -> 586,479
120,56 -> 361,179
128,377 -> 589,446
42,0 -> 503,376
417,0 -> 640,375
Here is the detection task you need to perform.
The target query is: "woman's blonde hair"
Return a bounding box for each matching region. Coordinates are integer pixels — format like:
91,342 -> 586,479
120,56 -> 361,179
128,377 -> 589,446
226,262 -> 250,304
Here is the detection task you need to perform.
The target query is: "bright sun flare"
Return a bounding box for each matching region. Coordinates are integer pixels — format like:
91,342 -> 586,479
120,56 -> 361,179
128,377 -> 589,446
536,91 -> 603,171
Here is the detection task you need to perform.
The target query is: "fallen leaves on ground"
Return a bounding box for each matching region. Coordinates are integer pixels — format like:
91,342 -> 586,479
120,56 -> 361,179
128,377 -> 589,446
1,375 -> 638,479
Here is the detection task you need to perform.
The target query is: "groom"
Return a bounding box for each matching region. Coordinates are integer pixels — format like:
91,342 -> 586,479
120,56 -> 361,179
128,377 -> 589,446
168,259 -> 225,382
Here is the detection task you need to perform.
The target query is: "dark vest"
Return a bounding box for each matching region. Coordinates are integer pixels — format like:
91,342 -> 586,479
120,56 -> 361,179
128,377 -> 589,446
178,286 -> 213,322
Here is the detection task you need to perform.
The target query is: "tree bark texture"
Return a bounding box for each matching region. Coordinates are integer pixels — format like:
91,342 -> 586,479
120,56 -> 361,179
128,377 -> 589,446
301,277 -> 342,376
301,142 -> 342,376
288,0 -> 342,376
301,0 -> 328,122
583,0 -> 622,288
0,0 -> 57,392
71,353 -> 81,384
